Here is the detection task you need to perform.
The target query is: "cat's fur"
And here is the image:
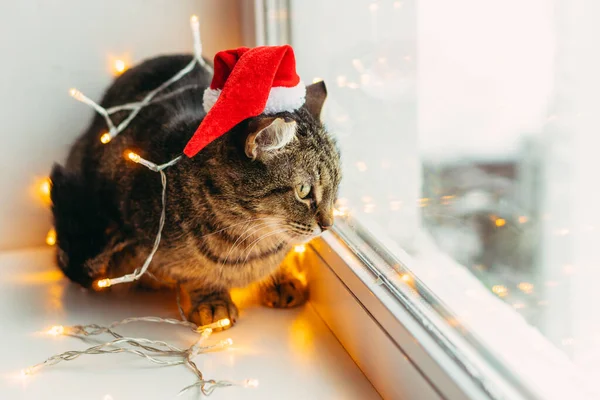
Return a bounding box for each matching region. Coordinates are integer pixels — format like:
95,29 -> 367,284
50,54 -> 341,328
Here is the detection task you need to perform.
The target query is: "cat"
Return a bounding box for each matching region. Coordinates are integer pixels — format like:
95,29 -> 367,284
50,54 -> 341,329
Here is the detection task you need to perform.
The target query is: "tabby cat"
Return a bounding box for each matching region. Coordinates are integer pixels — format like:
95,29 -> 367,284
50,54 -> 341,328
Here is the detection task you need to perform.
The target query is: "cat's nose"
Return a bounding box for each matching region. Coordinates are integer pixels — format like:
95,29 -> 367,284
317,212 -> 334,232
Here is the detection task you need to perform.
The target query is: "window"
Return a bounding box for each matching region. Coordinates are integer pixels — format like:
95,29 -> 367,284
266,0 -> 600,398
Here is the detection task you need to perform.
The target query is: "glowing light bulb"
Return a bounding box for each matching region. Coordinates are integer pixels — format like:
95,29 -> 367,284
46,325 -> 65,336
518,216 -> 528,224
46,228 -> 57,246
39,178 -> 51,196
243,379 -> 259,388
21,366 -> 37,376
69,88 -> 83,100
400,274 -> 413,284
495,218 -> 506,227
96,278 -> 112,289
127,151 -> 140,163
294,244 -> 306,254
100,133 -> 112,144
492,285 -> 508,297
222,338 -> 233,346
218,318 -> 231,328
113,59 -> 126,75
190,15 -> 199,24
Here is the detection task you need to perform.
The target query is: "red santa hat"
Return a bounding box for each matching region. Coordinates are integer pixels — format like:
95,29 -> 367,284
183,45 -> 306,157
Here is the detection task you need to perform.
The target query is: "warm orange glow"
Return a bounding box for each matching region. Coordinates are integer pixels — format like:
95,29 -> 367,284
113,59 -> 127,75
492,285 -> 508,297
190,14 -> 199,24
37,177 -> 52,205
8,270 -> 63,285
518,216 -> 528,224
400,274 -> 414,287
495,218 -> 506,227
39,178 -> 51,196
45,228 -> 56,246
100,132 -> 112,144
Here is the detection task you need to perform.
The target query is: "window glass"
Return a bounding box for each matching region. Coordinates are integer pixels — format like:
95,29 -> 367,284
290,0 -> 600,397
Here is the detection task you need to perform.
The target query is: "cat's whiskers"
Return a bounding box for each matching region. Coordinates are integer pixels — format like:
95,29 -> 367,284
198,217 -> 284,239
218,220 -> 284,270
235,228 -> 291,269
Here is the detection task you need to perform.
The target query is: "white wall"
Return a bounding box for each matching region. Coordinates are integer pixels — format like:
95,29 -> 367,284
0,0 -> 243,250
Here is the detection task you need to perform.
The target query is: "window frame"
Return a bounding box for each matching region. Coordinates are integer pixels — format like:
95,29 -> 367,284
306,222 -> 528,400
251,2 -> 595,399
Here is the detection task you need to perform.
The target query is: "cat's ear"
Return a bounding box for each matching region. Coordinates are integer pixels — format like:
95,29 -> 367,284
304,81 -> 328,120
245,117 -> 297,160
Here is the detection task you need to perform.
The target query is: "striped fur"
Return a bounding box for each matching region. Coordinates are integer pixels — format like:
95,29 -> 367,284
50,55 -> 341,326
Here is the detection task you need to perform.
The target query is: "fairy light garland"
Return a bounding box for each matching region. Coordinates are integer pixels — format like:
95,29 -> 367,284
69,15 -> 206,290
25,15 -> 260,397
22,316 -> 258,396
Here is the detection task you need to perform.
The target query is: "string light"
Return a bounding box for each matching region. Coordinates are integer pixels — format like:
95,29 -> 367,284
495,218 -> 506,227
23,313 -> 252,395
46,325 -> 65,336
29,14 -> 257,398
195,318 -> 230,332
100,132 -> 112,144
113,59 -> 127,75
294,244 -> 306,254
45,228 -> 56,246
127,151 -> 140,163
96,278 -> 111,289
39,178 -> 51,197
243,379 -> 260,388
518,215 -> 528,224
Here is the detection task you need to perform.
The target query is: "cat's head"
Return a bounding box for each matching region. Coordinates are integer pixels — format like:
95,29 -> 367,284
194,81 -> 341,242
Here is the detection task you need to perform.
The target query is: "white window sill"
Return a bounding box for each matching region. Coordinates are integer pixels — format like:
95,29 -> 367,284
0,247 -> 380,400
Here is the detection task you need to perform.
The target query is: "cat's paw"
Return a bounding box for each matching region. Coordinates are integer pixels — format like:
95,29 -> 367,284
189,293 -> 239,331
260,278 -> 307,308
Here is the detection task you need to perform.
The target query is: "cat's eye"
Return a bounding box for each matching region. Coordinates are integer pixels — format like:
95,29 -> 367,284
296,183 -> 312,199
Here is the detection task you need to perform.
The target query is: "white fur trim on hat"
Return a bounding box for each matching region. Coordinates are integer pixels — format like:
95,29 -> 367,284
202,81 -> 306,114
203,88 -> 221,113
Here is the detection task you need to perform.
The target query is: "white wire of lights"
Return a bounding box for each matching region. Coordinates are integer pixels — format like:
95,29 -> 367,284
22,317 -> 259,396
70,15 -> 209,290
23,15 -> 259,397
